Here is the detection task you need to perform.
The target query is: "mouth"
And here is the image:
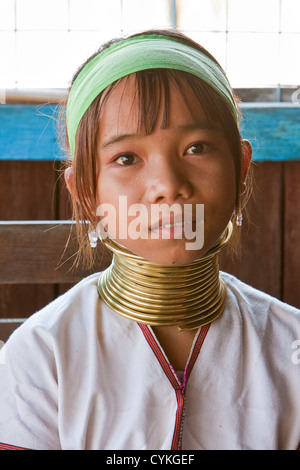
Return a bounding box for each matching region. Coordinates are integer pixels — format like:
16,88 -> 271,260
149,217 -> 196,239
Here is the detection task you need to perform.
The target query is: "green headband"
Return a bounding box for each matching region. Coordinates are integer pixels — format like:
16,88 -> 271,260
66,34 -> 237,156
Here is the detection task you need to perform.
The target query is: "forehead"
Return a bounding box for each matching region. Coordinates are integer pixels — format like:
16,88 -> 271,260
98,72 -> 210,135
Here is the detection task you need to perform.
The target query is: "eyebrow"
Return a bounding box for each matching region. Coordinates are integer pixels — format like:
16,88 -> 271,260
100,122 -> 219,150
100,133 -> 143,150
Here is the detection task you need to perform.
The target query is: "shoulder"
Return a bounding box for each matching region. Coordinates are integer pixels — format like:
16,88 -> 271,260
218,272 -> 300,384
28,271 -> 99,324
4,272 -> 101,358
221,270 -> 300,316
220,270 -> 300,342
0,272 -> 103,408
0,274 -> 101,450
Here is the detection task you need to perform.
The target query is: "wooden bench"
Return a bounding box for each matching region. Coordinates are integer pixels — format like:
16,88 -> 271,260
0,221 -> 112,340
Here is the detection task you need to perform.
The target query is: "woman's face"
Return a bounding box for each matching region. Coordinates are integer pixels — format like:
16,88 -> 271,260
96,75 -> 238,265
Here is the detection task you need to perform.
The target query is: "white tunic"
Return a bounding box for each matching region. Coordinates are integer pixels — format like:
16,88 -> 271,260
0,271 -> 299,450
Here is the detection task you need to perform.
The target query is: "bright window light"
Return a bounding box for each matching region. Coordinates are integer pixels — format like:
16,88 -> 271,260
0,0 -> 15,30
16,0 -> 69,31
0,32 -> 16,87
0,0 -> 299,89
227,33 -> 280,87
69,0 -> 122,31
16,31 -> 70,88
279,33 -> 300,85
228,0 -> 280,32
281,0 -> 300,32
122,0 -> 173,31
176,0 -> 227,32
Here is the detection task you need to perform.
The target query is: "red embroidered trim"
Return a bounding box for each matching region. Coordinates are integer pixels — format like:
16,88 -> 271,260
183,324 -> 210,386
139,324 -> 179,387
0,442 -> 30,450
172,389 -> 184,450
138,323 -> 210,450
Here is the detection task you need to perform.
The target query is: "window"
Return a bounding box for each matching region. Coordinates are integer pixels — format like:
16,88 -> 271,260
0,0 -> 299,89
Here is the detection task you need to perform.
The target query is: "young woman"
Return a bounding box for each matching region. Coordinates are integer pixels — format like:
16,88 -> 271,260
0,30 -> 299,450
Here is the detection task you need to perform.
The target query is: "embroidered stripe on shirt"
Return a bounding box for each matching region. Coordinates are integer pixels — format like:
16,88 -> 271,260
138,323 -> 210,450
0,442 -> 30,450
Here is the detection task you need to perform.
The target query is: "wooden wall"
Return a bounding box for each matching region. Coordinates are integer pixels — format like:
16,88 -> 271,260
220,160 -> 300,308
0,159 -> 299,341
0,161 -> 70,340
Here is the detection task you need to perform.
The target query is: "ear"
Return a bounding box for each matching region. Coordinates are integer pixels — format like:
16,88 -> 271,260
241,140 -> 252,183
64,167 -> 73,194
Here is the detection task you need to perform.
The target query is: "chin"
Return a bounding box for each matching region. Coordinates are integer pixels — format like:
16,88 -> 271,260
130,241 -> 206,266
158,251 -> 205,266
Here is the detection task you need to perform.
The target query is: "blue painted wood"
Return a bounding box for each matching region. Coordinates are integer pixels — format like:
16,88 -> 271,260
0,104 -> 62,161
0,103 -> 299,161
239,104 -> 300,162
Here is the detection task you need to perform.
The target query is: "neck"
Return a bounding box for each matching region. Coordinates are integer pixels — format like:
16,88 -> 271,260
98,223 -> 232,331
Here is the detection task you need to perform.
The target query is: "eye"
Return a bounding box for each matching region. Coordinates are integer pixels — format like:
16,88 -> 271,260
185,142 -> 212,155
113,153 -> 140,166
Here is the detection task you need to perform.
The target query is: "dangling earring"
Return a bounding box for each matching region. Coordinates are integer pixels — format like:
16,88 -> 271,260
89,229 -> 98,248
236,209 -> 243,227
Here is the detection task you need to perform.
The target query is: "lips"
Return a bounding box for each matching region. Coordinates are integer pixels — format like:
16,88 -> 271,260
149,213 -> 196,240
150,215 -> 185,232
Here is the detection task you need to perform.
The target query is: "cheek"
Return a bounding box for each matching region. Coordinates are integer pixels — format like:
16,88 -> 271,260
96,171 -> 123,206
96,173 -> 145,239
197,159 -> 236,203
96,175 -> 118,236
97,166 -> 146,209
215,169 -> 236,205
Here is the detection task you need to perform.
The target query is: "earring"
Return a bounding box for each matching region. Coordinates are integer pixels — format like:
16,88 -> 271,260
89,229 -> 98,248
236,209 -> 243,227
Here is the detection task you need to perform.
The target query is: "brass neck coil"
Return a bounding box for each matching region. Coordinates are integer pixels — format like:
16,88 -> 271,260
98,222 -> 232,330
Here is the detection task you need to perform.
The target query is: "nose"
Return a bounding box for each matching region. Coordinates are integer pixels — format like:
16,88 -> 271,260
145,158 -> 193,204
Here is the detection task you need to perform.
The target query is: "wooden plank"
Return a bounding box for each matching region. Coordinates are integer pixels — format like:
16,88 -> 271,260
0,161 -> 60,318
0,284 -> 55,319
4,88 -> 66,104
283,162 -> 300,308
1,104 -> 300,161
0,161 -> 57,220
219,162 -> 283,301
0,221 -> 112,284
55,160 -> 73,220
0,320 -> 25,343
